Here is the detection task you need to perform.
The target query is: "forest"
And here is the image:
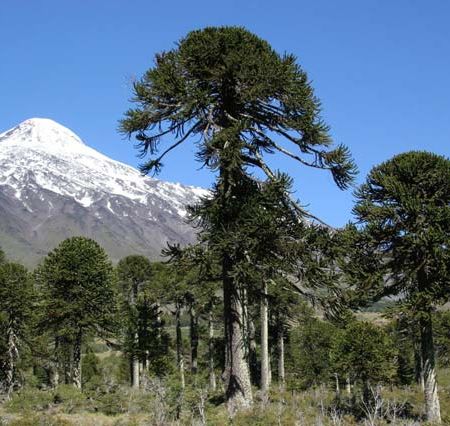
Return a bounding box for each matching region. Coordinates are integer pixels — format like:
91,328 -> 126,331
0,27 -> 449,426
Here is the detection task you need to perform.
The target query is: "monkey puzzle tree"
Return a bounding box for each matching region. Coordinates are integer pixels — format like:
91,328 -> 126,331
36,237 -> 116,389
352,151 -> 450,423
120,26 -> 356,411
331,321 -> 397,403
116,255 -> 153,388
0,262 -> 34,396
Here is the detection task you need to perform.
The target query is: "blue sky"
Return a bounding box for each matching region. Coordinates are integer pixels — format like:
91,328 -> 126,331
1,0 -> 449,227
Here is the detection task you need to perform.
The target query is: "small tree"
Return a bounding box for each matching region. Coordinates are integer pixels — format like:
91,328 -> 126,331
286,309 -> 336,391
36,237 -> 116,389
331,321 -> 397,404
352,151 -> 450,423
0,262 -> 34,396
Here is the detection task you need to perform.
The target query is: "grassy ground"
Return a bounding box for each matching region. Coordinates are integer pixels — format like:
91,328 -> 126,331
1,371 -> 450,425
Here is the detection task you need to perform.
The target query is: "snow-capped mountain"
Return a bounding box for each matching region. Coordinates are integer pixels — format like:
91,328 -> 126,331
0,118 -> 207,266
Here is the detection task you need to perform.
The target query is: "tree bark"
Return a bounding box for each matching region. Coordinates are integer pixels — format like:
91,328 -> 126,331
346,375 -> 351,396
260,281 -> 270,394
223,254 -> 253,414
208,309 -> 217,391
6,322 -> 18,397
334,373 -> 340,396
130,281 -> 140,388
156,300 -> 162,339
72,330 -> 82,389
219,162 -> 252,413
131,331 -> 140,389
248,318 -> 258,385
414,339 -> 425,390
277,325 -> 285,391
420,311 -> 441,423
176,302 -> 185,389
190,305 -> 199,374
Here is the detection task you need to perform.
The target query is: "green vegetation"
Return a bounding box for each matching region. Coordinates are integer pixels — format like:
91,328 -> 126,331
0,27 -> 449,425
120,25 -> 356,413
349,151 -> 450,423
35,236 -> 117,390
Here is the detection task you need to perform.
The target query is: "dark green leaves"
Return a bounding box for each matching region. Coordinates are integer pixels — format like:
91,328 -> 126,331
352,151 -> 450,305
36,237 -> 116,337
120,26 -> 356,191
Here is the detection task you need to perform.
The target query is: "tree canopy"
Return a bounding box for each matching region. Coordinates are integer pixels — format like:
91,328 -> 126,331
120,26 -> 356,208
353,151 -> 450,301
36,237 -> 117,338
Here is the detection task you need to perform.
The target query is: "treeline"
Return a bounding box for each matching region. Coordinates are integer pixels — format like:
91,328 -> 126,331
0,179 -> 450,422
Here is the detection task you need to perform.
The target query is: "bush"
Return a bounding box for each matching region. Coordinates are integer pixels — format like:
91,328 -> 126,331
52,385 -> 87,413
5,387 -> 53,412
286,318 -> 336,390
8,414 -> 72,426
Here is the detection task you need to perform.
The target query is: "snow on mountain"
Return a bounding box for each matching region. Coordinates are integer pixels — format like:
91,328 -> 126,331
0,118 -> 207,215
0,118 -> 207,266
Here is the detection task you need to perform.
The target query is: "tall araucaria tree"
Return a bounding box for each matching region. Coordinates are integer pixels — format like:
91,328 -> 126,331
352,151 -> 450,423
116,255 -> 153,389
36,237 -> 116,390
120,26 -> 356,412
0,262 -> 34,397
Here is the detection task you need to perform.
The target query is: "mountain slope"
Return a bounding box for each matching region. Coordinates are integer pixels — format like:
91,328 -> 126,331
0,118 -> 206,266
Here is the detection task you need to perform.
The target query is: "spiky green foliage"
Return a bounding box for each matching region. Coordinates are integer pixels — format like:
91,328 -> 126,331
331,321 -> 397,390
117,255 -> 152,295
350,151 -> 449,421
36,237 -> 117,344
352,151 -> 450,302
0,262 -> 35,386
120,26 -> 356,198
0,247 -> 5,265
286,312 -> 336,390
116,256 -> 170,376
0,262 -> 33,334
121,26 -> 356,410
434,311 -> 450,368
190,174 -> 303,289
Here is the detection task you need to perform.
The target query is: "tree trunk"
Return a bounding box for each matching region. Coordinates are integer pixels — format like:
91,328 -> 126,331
334,373 -> 340,396
219,163 -> 252,413
346,375 -> 351,396
49,367 -> 59,388
248,318 -> 258,385
72,330 -> 82,389
130,282 -> 140,388
176,302 -> 185,389
362,379 -> 371,406
208,309 -> 217,391
223,255 -> 253,414
156,300 -> 162,339
414,340 -> 425,390
277,325 -> 285,391
260,281 -> 270,394
49,337 -> 60,388
6,322 -> 18,397
420,312 -> 441,423
190,305 -> 199,374
131,331 -> 140,389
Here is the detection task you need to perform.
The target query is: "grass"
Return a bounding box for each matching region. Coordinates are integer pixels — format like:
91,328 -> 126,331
1,372 -> 450,425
